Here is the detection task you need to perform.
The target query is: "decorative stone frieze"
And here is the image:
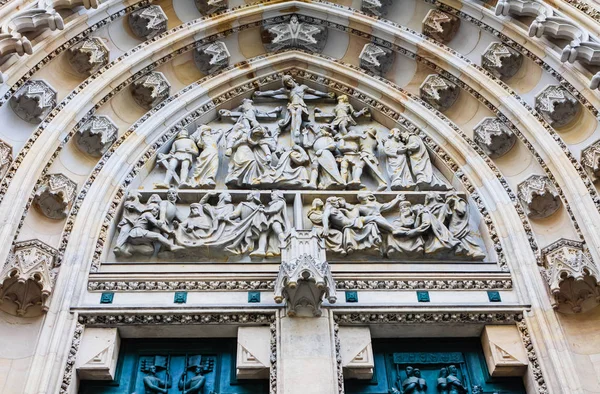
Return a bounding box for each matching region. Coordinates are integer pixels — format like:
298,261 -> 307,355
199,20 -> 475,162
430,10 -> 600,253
481,325 -> 528,377
359,43 -> 395,76
194,0 -> 228,15
127,5 -> 168,41
67,38 -> 110,76
517,175 -> 561,219
0,33 -> 32,64
9,79 -> 57,124
193,41 -> 230,74
261,15 -> 328,53
422,9 -> 460,44
419,74 -> 459,112
130,72 -> 170,110
541,239 -> 600,313
581,140 -> 600,181
481,43 -> 523,80
274,230 -> 337,317
236,326 -> 270,379
0,139 -> 12,180
535,85 -> 580,128
75,328 -> 120,381
338,327 -> 374,380
473,117 -> 516,158
0,239 -> 57,316
33,173 -> 77,220
74,115 -> 118,157
361,0 -> 392,17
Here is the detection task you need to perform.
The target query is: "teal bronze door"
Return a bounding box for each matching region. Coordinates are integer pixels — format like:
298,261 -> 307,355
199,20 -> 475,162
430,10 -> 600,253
79,339 -> 268,394
345,338 -> 526,394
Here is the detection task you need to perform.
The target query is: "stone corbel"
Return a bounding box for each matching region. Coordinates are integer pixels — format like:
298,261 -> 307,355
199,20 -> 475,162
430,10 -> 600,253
359,43 -> 395,76
0,138 -> 12,180
0,239 -> 58,316
581,139 -> 600,182
261,15 -> 328,54
481,325 -> 528,377
67,37 -> 110,76
9,79 -> 57,124
131,71 -> 171,110
0,33 -> 32,65
541,239 -> 600,313
195,0 -> 228,15
75,115 -> 118,157
419,74 -> 459,112
274,229 -> 337,317
128,5 -> 168,41
473,117 -> 516,158
338,326 -> 374,380
534,85 -> 580,128
481,42 -> 523,80
422,9 -> 460,44
194,41 -> 230,74
75,327 -> 121,381
361,0 -> 392,17
517,175 -> 561,219
33,173 -> 78,220
236,326 -> 271,379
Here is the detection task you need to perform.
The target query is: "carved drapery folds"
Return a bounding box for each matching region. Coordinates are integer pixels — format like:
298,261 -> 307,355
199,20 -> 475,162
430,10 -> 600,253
131,72 -> 171,110
128,5 -> 168,41
67,38 -> 110,76
517,175 -> 561,219
541,239 -> 600,313
0,139 -> 12,180
194,41 -> 230,74
0,239 -> 58,316
359,43 -> 395,76
481,43 -> 523,80
75,115 -> 118,157
194,0 -> 228,15
422,9 -> 460,44
361,0 -> 392,17
33,173 -> 77,220
535,85 -> 580,128
261,15 -> 328,53
581,140 -> 600,182
473,117 -> 516,158
274,230 -> 336,317
420,74 -> 459,112
10,79 -> 57,124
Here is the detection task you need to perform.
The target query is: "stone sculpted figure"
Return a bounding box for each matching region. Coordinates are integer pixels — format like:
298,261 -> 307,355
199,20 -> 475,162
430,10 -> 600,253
358,127 -> 388,191
446,192 -> 486,260
317,94 -> 370,135
408,204 -> 460,256
386,199 -> 425,258
401,129 -> 450,191
302,124 -> 345,190
114,191 -> 143,256
250,190 -> 289,257
254,75 -> 334,144
384,128 -> 416,191
119,204 -> 182,256
401,366 -> 427,394
356,192 -> 403,235
272,144 -> 312,189
225,125 -> 274,188
191,124 -> 223,188
177,193 -> 215,237
219,98 -> 282,138
155,130 -> 199,188
337,128 -> 387,190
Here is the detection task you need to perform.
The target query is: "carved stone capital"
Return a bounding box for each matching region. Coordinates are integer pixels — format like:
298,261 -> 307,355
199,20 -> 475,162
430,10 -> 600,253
535,85 -> 580,128
9,79 -> 57,124
359,43 -> 395,76
361,0 -> 392,17
419,74 -> 459,112
67,38 -> 110,76
481,42 -> 523,80
517,175 -> 561,219
473,117 -> 516,158
194,0 -> 228,15
131,72 -> 170,110
34,173 -> 77,220
581,139 -> 600,181
0,139 -> 12,180
75,115 -> 118,157
275,230 -> 337,317
0,239 -> 58,316
128,5 -> 168,40
422,9 -> 460,44
261,15 -> 328,54
194,41 -> 230,74
541,239 -> 600,313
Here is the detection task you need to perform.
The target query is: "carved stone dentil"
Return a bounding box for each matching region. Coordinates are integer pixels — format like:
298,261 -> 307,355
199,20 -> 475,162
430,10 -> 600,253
128,5 -> 168,41
535,85 -> 580,128
131,72 -> 171,110
75,115 -> 118,157
419,74 -> 459,112
473,117 -> 516,158
359,43 -> 395,76
517,175 -> 561,219
33,173 -> 77,220
274,230 -> 336,317
194,41 -> 230,74
261,15 -> 328,53
541,239 -> 600,313
422,9 -> 460,44
9,80 -> 57,124
481,43 -> 523,80
67,38 -> 110,76
194,0 -> 228,15
581,140 -> 600,182
0,139 -> 12,180
361,0 -> 392,17
0,239 -> 58,316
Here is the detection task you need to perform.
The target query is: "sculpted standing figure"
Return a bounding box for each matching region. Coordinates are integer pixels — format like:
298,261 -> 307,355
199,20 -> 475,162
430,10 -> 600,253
446,365 -> 467,394
384,128 -> 415,191
302,125 -> 345,190
254,75 -> 334,144
359,127 -> 388,191
337,128 -> 387,190
225,125 -> 274,188
387,199 -> 425,258
250,190 -> 289,258
191,125 -> 223,188
329,94 -> 370,135
408,204 -> 460,256
400,366 -> 427,394
114,191 -> 143,256
446,192 -> 486,260
401,129 -> 450,191
155,130 -> 199,188
142,365 -> 171,394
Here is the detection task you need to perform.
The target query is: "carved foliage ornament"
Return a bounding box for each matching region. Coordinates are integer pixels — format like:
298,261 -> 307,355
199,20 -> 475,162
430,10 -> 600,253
535,85 -> 580,128
517,175 -> 561,219
419,74 -> 459,112
422,9 -> 460,44
581,139 -> 600,181
473,117 -> 516,158
128,5 -> 168,41
481,42 -> 523,80
194,0 -> 228,15
10,79 -> 57,124
359,43 -> 395,76
361,0 -> 392,17
0,138 -> 12,180
75,115 -> 118,157
194,41 -> 230,75
67,37 -> 110,76
261,15 -> 328,53
131,71 -> 171,110
33,173 -> 77,220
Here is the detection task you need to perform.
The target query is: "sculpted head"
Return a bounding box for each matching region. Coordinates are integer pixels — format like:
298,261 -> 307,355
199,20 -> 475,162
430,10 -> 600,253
365,127 -> 377,139
389,128 -> 401,140
357,192 -> 376,203
177,129 -> 189,139
338,94 -> 349,104
282,75 -> 297,89
248,191 -> 261,203
311,198 -> 324,210
127,191 -> 142,202
190,203 -> 202,215
326,196 -> 339,208
413,368 -> 422,378
167,188 -> 178,203
448,365 -> 458,376
271,190 -> 284,201
218,192 -> 232,204
148,194 -> 162,204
